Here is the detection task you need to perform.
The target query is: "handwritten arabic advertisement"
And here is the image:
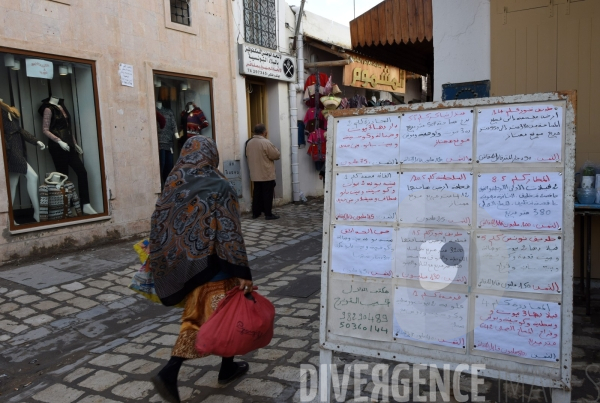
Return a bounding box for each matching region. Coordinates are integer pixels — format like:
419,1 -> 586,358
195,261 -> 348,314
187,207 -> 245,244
393,287 -> 468,349
336,116 -> 400,166
398,172 -> 473,226
474,295 -> 561,362
477,105 -> 563,163
396,228 -> 469,286
238,43 -> 296,83
327,278 -> 393,341
334,172 -> 399,222
323,97 -> 572,380
476,233 -> 562,294
477,172 -> 563,230
400,109 -> 473,164
331,225 -> 394,278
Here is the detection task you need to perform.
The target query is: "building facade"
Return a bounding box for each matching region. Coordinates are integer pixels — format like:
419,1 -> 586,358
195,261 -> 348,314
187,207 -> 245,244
0,0 -> 241,263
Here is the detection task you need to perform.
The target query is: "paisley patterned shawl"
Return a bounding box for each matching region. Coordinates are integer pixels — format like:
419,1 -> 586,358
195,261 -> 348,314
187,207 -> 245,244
149,136 -> 251,306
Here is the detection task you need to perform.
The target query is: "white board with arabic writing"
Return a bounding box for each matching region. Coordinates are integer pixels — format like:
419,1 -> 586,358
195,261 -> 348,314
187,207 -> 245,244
393,287 -> 468,349
476,233 -> 562,294
398,172 -> 473,226
395,227 -> 469,285
476,172 -> 563,231
327,277 -> 393,341
400,109 -> 473,164
474,295 -> 561,362
331,225 -> 394,278
321,93 -> 575,391
334,172 -> 399,222
477,105 -> 562,163
335,116 -> 400,166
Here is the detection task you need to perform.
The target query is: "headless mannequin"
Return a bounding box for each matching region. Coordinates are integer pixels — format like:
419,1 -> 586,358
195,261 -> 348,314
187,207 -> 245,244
1,98 -> 45,223
186,103 -> 195,113
44,96 -> 97,215
156,101 -> 174,154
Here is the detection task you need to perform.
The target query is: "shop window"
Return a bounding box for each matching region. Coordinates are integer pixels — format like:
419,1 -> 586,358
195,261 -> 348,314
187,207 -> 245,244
0,49 -> 106,231
152,71 -> 214,188
243,0 -> 277,50
170,0 -> 191,26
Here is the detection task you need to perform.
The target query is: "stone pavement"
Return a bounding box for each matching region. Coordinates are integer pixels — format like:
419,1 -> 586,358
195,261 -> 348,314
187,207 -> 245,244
0,198 -> 599,403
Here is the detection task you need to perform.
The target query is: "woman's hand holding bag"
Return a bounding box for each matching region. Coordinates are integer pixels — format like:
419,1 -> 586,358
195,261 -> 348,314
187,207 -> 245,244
195,287 -> 275,357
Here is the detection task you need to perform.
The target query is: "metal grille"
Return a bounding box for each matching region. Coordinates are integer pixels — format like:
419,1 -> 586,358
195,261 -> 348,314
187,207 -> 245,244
171,0 -> 191,26
243,0 -> 277,50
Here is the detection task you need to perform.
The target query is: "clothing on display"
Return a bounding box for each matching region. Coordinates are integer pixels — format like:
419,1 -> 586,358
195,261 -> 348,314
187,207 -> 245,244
307,128 -> 326,162
157,107 -> 177,151
304,72 -> 328,90
39,173 -> 82,221
2,108 -> 39,174
182,106 -> 209,138
39,98 -> 92,205
156,110 -> 166,130
348,94 -> 368,108
303,107 -> 327,133
303,84 -> 327,108
297,120 -> 306,147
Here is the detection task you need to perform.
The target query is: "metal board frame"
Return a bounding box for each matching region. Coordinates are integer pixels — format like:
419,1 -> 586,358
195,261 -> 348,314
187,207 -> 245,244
319,92 -> 576,398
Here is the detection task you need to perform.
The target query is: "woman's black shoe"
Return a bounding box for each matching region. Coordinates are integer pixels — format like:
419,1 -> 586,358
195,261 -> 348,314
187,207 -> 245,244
151,374 -> 181,403
217,361 -> 250,385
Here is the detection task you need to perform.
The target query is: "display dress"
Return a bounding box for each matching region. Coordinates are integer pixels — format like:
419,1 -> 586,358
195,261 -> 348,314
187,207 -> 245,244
38,98 -> 91,205
2,108 -> 38,174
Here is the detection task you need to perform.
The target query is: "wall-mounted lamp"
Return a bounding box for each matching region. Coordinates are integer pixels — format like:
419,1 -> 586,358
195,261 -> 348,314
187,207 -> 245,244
11,60 -> 21,71
4,54 -> 15,68
67,65 -> 73,74
181,82 -> 188,91
59,65 -> 68,76
154,77 -> 162,87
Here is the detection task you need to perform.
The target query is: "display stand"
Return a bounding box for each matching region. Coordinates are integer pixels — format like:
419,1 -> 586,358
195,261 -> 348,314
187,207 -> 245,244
319,92 -> 576,403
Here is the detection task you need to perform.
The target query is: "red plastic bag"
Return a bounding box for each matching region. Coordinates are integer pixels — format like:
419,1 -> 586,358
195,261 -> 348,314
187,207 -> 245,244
195,287 -> 275,357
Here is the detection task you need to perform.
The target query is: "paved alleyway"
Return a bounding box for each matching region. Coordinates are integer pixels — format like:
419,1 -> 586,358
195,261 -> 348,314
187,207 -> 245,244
0,199 -> 599,403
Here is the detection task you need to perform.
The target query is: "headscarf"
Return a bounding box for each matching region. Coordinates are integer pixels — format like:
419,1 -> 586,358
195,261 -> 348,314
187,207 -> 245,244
149,136 -> 251,306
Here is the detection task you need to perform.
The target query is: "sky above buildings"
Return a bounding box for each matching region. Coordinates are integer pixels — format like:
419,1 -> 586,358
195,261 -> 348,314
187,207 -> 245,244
287,0 -> 385,26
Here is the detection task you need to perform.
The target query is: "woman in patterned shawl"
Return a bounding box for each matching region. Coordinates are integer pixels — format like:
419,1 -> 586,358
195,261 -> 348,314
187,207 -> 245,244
149,136 -> 253,403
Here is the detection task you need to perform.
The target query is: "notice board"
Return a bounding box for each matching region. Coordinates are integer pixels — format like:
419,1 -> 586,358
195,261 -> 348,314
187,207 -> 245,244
320,92 -> 575,392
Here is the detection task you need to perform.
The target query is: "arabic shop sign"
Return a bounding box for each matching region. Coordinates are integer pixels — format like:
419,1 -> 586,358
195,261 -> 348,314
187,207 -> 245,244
343,55 -> 405,94
238,43 -> 296,83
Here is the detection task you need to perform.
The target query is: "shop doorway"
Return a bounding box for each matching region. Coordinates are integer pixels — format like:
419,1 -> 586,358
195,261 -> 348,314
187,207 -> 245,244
245,80 -> 268,199
245,80 -> 267,139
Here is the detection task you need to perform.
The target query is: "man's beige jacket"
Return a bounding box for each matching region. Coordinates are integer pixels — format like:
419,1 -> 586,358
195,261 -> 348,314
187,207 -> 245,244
246,135 -> 281,182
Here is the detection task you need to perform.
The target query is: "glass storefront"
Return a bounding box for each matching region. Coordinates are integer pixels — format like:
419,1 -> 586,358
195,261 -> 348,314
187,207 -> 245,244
0,49 -> 106,230
153,71 -> 214,187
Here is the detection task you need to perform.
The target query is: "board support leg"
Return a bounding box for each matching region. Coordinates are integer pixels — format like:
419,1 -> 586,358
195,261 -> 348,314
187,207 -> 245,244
551,388 -> 570,403
319,348 -> 333,403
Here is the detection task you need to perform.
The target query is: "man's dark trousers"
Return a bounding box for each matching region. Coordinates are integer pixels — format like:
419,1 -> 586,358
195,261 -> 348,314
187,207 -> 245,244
252,180 -> 276,217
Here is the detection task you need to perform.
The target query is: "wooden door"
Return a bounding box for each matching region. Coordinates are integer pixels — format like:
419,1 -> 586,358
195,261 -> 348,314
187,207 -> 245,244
491,0 -> 558,96
491,0 -> 600,279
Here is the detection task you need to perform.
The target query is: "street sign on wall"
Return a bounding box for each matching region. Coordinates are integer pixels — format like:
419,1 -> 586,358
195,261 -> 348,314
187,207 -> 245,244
238,43 -> 296,83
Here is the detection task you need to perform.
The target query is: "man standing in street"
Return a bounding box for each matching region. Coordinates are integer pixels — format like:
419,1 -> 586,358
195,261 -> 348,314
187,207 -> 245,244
246,123 -> 281,220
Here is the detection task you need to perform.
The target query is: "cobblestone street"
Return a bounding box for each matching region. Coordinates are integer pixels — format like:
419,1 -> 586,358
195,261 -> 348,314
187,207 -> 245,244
0,199 -> 599,402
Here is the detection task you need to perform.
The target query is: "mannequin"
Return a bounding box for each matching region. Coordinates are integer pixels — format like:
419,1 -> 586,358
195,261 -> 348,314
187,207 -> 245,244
156,101 -> 178,186
1,99 -> 45,222
39,96 -> 97,215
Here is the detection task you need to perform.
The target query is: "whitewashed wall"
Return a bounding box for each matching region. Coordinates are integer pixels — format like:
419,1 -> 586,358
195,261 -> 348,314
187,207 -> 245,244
432,0 -> 491,101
